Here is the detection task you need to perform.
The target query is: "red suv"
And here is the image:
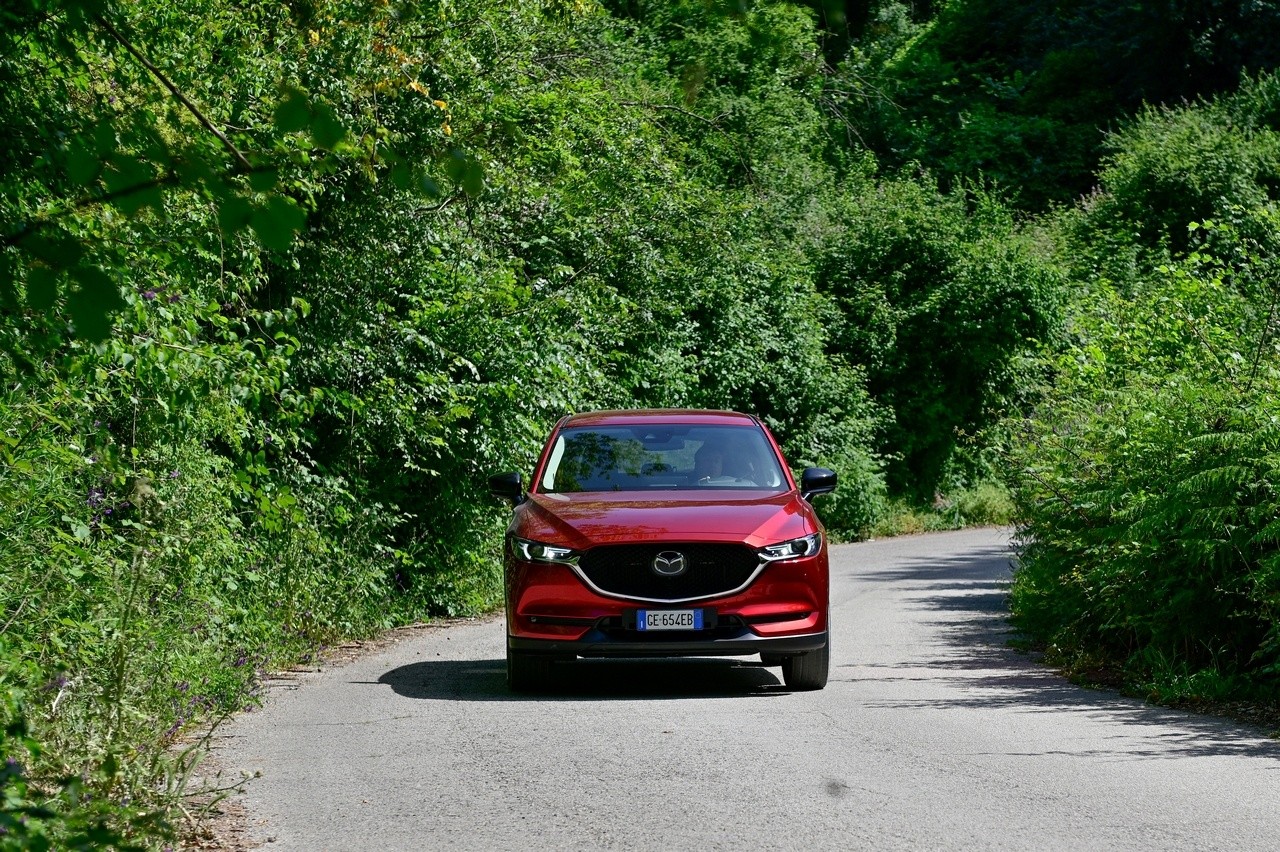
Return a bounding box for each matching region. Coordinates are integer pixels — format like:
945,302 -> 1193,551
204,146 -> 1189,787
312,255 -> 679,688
489,409 -> 837,692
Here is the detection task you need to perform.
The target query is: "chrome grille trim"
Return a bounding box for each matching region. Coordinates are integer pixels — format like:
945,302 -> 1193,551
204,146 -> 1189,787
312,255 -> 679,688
567,561 -> 768,604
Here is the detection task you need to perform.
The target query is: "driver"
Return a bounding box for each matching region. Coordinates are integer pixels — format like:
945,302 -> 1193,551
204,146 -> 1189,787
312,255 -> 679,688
692,443 -> 725,482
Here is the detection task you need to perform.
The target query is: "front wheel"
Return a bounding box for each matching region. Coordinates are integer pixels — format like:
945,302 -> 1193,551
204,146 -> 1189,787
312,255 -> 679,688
507,648 -> 554,693
780,634 -> 829,690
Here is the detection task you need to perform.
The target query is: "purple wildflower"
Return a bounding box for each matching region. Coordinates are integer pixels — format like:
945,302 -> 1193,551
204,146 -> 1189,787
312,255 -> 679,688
142,289 -> 158,301
40,675 -> 68,693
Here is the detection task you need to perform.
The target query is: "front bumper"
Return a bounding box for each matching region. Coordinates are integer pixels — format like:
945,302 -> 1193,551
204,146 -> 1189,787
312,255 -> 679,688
509,624 -> 828,658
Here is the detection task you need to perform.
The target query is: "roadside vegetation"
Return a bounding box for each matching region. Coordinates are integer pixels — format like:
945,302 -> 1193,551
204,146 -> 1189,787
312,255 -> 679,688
1006,79 -> 1280,711
1,0 -> 1278,845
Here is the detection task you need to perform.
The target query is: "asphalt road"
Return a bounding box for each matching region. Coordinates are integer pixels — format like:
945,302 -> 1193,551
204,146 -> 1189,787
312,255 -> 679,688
213,528 -> 1280,850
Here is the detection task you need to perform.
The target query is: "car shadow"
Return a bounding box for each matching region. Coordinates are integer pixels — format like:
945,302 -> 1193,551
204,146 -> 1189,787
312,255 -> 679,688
374,656 -> 791,702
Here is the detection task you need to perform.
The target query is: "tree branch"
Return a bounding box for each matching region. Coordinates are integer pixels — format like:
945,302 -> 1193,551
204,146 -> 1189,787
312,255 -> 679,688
93,14 -> 253,173
1,172 -> 183,248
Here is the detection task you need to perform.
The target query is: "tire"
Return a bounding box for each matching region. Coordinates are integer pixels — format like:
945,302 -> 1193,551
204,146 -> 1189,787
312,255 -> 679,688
507,648 -> 554,693
780,634 -> 829,691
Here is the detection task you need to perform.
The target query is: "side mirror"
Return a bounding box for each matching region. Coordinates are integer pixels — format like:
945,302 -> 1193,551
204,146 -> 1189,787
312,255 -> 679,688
800,467 -> 837,501
488,471 -> 526,506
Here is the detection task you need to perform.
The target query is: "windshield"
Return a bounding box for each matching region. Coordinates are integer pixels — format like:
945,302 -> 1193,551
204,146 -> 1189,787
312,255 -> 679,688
540,423 -> 788,493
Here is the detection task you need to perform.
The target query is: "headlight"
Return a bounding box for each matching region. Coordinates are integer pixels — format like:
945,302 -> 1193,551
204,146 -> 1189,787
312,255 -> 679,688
759,532 -> 822,562
512,537 -> 578,564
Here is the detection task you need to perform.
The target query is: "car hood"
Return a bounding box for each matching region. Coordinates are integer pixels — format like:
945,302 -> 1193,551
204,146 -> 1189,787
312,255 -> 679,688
516,490 -> 815,549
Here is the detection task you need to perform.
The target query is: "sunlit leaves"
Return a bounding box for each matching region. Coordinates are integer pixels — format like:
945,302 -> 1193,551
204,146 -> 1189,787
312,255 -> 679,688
0,1 -> 463,347
1009,124 -> 1280,702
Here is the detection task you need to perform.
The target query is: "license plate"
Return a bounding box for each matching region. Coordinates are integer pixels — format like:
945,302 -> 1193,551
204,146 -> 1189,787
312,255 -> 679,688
637,609 -> 704,631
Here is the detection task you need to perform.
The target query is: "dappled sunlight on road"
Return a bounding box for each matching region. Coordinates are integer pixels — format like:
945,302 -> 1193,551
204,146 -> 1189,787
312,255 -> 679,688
832,530 -> 1280,762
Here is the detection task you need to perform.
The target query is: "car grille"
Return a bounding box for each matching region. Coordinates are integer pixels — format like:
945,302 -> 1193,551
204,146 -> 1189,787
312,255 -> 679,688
576,543 -> 760,602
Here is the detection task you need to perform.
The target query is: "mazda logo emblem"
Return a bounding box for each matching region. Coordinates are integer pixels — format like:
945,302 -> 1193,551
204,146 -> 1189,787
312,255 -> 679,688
652,550 -> 687,577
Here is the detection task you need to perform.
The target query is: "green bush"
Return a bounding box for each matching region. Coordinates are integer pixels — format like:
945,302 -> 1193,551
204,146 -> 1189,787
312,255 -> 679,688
813,178 -> 1061,501
1008,217 -> 1280,702
1009,82 -> 1280,706
867,480 -> 1015,539
1089,75 -> 1280,258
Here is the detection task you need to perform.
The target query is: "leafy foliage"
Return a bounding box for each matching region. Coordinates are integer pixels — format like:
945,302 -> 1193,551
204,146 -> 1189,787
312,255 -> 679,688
1082,74 -> 1280,260
1010,202 -> 1280,701
813,178 -> 1061,499
833,0 -> 1280,209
